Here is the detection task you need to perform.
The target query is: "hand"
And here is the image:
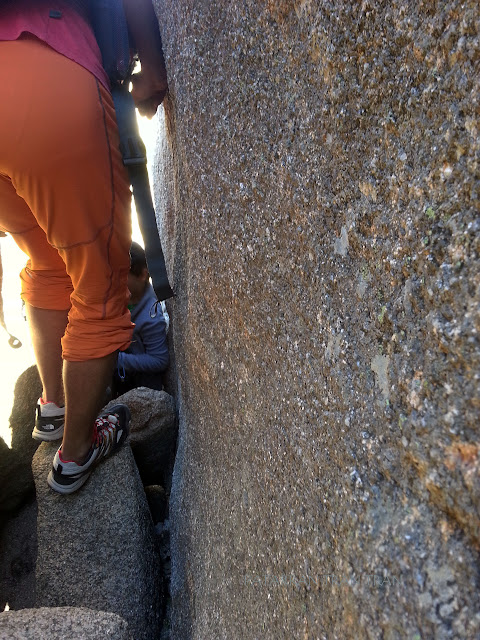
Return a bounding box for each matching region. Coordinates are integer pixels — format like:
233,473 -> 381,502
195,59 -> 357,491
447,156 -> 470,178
131,68 -> 168,118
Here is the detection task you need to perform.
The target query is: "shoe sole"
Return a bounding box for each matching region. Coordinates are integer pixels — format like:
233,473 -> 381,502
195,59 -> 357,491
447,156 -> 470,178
32,425 -> 64,442
47,468 -> 91,494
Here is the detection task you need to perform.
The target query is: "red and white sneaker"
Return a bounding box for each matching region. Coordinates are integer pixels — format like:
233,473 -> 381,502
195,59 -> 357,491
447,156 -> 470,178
47,404 -> 131,495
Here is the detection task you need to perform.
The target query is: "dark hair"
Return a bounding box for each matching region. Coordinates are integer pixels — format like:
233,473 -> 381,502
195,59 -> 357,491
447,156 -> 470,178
129,242 -> 148,276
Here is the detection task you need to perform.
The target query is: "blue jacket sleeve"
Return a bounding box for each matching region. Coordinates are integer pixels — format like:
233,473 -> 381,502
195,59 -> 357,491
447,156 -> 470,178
118,315 -> 169,373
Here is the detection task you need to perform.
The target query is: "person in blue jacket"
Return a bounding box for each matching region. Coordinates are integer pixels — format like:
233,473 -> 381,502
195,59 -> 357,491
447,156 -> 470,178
114,242 -> 169,395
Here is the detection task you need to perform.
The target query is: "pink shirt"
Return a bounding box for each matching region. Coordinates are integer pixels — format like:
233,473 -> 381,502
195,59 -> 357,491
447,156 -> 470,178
0,0 -> 110,90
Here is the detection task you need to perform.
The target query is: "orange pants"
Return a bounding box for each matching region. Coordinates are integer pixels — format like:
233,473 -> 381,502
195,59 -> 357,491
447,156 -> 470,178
0,36 -> 133,361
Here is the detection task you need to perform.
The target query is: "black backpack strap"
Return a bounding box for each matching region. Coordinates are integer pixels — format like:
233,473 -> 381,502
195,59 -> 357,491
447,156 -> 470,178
112,86 -> 173,301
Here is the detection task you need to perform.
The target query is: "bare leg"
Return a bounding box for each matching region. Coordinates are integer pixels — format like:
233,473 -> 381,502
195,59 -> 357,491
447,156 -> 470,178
25,304 -> 68,406
25,302 -> 117,463
61,353 -> 116,462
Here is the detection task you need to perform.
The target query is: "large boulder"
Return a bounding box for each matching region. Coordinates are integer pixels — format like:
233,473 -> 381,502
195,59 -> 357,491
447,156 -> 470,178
32,442 -> 163,640
0,366 -> 42,513
153,0 -> 480,638
106,388 -> 176,486
9,365 -> 42,464
0,607 -> 132,640
0,436 -> 34,513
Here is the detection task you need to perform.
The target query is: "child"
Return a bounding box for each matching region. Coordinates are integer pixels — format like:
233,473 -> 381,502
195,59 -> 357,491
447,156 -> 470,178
114,242 -> 169,395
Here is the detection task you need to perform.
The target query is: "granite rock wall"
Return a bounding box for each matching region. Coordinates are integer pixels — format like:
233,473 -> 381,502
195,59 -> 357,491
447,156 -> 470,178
152,1 -> 480,638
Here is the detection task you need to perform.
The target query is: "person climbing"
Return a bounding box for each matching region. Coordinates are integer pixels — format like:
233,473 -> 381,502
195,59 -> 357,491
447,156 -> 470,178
0,0 -> 168,494
113,242 -> 169,397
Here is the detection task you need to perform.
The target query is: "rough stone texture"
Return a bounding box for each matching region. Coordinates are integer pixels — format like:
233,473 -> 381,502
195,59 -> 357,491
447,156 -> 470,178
155,519 -> 172,640
106,388 -> 177,486
0,607 -> 132,640
0,498 -> 36,610
9,365 -> 42,464
152,0 -> 480,638
0,366 -> 42,512
0,436 -> 33,513
33,442 -> 163,640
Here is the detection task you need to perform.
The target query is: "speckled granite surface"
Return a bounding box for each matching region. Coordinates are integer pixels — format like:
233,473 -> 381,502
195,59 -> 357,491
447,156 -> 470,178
0,607 -> 132,640
152,1 -> 480,637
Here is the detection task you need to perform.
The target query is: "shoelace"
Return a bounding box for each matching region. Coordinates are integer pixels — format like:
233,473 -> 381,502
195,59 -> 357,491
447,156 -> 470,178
93,413 -> 119,456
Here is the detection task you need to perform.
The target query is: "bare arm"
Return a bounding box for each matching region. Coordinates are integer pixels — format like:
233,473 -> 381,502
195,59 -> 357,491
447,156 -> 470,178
123,0 -> 168,117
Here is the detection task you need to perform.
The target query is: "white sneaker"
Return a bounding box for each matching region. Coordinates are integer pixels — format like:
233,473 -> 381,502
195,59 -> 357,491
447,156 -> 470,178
32,399 -> 65,442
